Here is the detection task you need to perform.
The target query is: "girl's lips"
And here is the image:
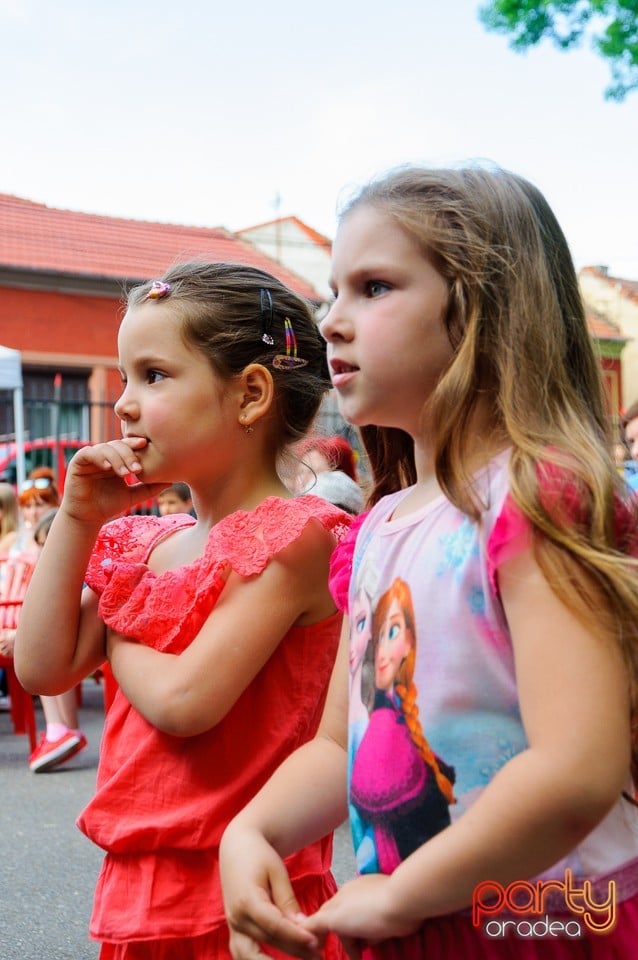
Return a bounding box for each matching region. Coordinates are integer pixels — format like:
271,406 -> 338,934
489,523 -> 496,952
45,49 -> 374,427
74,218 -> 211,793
330,358 -> 358,389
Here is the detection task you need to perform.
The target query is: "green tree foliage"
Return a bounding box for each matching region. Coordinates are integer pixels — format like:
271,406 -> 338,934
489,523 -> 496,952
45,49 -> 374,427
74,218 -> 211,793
479,0 -> 638,100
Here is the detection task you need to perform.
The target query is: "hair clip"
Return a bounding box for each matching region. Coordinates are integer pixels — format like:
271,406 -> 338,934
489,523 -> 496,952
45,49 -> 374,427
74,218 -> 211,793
260,288 -> 275,345
146,280 -> 171,300
272,317 -> 308,370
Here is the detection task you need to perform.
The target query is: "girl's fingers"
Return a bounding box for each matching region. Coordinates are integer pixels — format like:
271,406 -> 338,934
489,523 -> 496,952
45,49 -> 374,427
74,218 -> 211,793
71,439 -> 147,478
228,896 -> 320,960
58,440 -> 168,525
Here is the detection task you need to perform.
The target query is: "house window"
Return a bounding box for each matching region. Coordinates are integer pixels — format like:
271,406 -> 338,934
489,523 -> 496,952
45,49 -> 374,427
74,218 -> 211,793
0,368 -> 90,442
24,369 -> 90,442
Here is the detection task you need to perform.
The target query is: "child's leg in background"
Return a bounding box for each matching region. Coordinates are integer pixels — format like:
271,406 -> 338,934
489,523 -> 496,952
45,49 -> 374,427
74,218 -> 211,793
28,690 -> 87,772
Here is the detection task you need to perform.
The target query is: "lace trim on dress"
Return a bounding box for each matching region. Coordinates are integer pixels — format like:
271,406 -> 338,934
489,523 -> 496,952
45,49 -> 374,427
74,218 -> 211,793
208,494 -> 351,577
84,496 -> 351,652
85,514 -> 195,592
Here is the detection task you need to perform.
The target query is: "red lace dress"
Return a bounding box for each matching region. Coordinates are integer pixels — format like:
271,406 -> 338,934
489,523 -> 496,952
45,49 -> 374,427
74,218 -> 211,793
78,495 -> 351,959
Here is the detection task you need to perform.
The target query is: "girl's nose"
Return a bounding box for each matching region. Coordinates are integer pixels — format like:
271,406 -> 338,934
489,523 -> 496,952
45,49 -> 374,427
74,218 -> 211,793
113,384 -> 138,423
319,298 -> 350,342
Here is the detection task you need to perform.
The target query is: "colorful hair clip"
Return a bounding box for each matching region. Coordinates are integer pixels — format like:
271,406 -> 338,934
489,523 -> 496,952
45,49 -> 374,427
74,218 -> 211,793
272,317 -> 308,370
260,288 -> 275,345
146,280 -> 171,300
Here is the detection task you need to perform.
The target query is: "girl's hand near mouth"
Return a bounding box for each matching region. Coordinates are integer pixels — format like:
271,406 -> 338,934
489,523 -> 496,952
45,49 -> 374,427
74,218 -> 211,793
61,437 -> 167,526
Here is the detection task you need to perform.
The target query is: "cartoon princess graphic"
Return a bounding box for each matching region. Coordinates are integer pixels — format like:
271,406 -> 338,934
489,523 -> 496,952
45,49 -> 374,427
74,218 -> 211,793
350,577 -> 456,873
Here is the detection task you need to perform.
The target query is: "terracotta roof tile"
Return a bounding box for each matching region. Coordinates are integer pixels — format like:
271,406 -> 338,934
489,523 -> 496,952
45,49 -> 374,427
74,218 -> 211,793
0,193 -> 321,300
585,308 -> 627,341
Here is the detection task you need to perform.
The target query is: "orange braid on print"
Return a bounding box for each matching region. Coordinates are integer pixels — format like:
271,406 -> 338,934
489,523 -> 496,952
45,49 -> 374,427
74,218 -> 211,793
374,578 -> 456,805
395,679 -> 455,804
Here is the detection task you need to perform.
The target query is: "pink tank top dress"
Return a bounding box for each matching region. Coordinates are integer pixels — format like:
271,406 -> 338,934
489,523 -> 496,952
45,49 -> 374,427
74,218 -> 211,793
330,452 -> 638,959
78,495 -> 351,958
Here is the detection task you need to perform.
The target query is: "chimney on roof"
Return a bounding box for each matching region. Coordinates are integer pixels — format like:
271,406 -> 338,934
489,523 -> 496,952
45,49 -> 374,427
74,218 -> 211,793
594,265 -> 609,276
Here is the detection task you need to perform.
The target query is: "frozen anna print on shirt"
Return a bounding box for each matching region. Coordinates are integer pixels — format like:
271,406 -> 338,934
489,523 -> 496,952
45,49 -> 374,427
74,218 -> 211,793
349,577 -> 456,874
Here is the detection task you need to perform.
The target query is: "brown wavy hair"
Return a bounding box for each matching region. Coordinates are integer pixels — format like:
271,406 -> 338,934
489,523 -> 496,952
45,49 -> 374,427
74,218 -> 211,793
343,165 -> 638,782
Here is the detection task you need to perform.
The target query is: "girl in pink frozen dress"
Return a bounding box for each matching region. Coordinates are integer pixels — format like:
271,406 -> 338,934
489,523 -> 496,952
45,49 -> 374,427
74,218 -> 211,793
220,165 -> 638,959
14,261 -> 351,960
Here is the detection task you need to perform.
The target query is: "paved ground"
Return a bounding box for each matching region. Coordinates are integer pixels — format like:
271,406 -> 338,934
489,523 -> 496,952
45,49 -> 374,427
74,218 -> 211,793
0,680 -> 356,960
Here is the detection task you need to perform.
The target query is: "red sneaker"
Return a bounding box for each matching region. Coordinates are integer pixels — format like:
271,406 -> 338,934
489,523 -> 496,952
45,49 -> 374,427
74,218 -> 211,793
28,730 -> 88,773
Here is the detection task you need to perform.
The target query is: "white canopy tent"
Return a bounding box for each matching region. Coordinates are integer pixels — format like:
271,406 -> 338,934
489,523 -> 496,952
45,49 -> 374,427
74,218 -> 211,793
0,345 -> 26,490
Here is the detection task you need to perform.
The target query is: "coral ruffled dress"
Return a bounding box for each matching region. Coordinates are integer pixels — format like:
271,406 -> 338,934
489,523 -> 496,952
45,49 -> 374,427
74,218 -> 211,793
78,495 -> 351,957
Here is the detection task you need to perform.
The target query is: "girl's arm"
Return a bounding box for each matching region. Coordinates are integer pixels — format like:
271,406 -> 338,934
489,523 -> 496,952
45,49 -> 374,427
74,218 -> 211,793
106,519 -> 341,736
220,618 -> 350,960
302,544 -> 631,946
14,438 -> 167,693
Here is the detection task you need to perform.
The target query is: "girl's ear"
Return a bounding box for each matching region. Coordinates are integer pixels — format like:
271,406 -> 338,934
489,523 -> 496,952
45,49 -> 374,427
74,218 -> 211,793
238,363 -> 274,428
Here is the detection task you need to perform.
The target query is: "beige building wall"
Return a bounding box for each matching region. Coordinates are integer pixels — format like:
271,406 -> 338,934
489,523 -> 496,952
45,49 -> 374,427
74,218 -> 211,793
238,221 -> 332,301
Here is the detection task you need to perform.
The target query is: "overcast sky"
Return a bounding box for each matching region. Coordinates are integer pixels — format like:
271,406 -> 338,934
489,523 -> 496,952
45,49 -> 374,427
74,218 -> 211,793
1,0 -> 636,278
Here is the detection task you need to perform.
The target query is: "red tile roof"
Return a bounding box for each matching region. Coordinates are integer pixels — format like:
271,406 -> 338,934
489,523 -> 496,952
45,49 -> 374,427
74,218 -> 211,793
0,193 -> 322,300
585,309 -> 627,341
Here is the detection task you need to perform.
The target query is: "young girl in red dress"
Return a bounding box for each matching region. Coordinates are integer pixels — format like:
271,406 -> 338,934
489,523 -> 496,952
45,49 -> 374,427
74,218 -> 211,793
219,166 -> 638,959
14,262 -> 351,959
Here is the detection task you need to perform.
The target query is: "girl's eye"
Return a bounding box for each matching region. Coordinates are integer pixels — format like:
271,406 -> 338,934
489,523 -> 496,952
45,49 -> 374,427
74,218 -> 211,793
147,369 -> 165,384
366,280 -> 390,298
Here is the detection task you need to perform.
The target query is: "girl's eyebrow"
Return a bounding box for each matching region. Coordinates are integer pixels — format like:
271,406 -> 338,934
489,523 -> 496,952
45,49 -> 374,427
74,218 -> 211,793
329,260 -> 404,296
119,353 -> 168,372
342,261 -> 403,283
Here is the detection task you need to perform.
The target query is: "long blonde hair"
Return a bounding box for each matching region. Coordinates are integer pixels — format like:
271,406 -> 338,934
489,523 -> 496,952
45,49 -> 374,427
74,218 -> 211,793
345,164 -> 638,778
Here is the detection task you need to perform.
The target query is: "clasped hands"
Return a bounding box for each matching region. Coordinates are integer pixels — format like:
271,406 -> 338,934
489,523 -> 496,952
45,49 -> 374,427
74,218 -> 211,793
222,830 -> 419,960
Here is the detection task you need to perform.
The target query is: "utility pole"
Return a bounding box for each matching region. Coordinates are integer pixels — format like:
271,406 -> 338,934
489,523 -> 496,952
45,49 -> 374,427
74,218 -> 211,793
273,192 -> 282,263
